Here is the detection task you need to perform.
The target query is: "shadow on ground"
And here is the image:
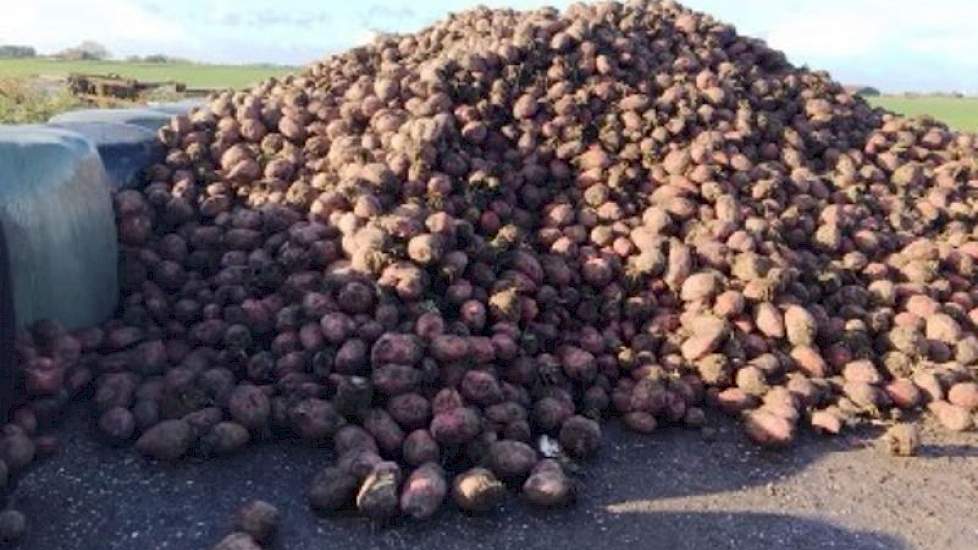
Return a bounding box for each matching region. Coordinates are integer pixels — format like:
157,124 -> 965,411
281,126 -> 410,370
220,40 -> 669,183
916,443 -> 978,459
7,410 -> 906,550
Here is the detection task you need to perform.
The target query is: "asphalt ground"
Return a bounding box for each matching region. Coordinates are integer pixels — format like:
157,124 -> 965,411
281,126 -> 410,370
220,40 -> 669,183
7,410 -> 977,550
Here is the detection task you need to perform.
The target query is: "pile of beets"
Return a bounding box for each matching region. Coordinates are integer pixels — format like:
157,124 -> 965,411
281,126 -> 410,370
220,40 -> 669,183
7,0 -> 978,541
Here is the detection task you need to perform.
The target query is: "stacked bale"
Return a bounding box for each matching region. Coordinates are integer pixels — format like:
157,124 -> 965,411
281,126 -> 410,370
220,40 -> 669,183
0,126 -> 118,332
47,122 -> 165,189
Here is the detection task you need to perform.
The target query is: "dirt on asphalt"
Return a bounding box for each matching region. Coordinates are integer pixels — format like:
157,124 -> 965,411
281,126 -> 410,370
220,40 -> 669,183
6,409 -> 977,550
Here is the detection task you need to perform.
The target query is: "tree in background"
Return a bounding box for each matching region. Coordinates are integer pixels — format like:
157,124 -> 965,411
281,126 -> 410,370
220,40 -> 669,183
844,85 -> 881,97
56,41 -> 110,61
0,45 -> 36,59
125,54 -> 191,64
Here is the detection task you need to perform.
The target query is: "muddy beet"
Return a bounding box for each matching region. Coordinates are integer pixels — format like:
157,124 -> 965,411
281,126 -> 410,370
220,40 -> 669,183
7,0 -> 978,528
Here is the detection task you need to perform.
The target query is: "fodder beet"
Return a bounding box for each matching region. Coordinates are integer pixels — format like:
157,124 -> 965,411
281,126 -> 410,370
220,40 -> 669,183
7,0 -> 978,531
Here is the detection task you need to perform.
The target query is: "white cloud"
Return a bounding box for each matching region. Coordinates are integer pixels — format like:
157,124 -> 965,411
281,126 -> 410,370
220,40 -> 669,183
688,0 -> 978,92
0,0 -> 197,56
766,16 -> 885,59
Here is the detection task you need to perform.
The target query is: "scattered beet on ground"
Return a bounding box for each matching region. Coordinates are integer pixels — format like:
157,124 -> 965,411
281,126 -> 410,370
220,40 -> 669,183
5,0 -> 978,542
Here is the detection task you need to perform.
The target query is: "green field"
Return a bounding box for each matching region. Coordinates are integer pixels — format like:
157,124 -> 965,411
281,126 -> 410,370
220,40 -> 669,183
869,96 -> 978,132
0,58 -> 295,90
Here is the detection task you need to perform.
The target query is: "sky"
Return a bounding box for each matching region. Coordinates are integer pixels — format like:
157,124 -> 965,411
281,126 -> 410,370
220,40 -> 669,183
1,0 -> 976,93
